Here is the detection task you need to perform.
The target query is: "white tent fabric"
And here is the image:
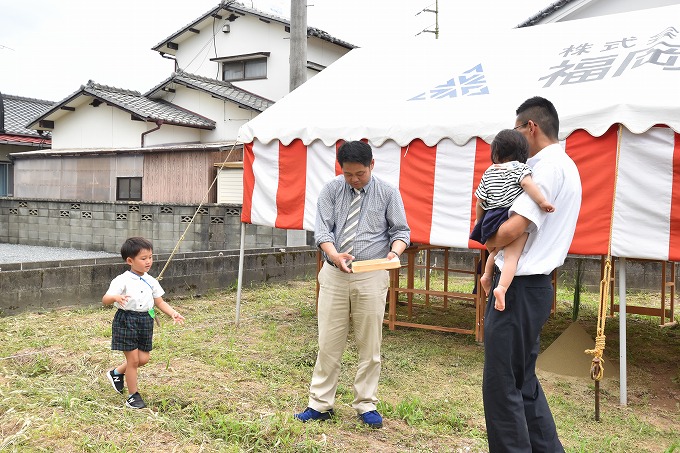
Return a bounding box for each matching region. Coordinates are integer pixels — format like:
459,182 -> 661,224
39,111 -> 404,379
237,4 -> 680,261
239,5 -> 680,148
234,4 -> 680,406
240,127 -> 680,261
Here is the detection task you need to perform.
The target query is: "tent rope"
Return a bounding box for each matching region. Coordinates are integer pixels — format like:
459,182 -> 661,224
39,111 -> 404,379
583,125 -> 622,383
156,142 -> 241,281
584,257 -> 609,381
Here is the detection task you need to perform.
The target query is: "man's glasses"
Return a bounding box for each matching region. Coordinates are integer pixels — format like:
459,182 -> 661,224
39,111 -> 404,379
514,121 -> 529,130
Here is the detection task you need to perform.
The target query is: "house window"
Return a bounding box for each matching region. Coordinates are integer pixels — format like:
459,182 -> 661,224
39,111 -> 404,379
0,163 -> 12,197
223,58 -> 267,82
215,163 -> 244,204
117,177 -> 142,201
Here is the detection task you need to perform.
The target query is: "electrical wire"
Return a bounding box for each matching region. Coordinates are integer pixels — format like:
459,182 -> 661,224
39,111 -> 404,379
180,1 -> 237,75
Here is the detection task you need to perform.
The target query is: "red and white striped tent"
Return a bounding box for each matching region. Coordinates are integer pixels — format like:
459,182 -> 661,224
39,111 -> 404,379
238,4 -> 680,261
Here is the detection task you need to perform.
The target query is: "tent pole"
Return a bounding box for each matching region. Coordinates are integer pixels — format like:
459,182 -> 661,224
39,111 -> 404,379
235,222 -> 246,328
618,257 -> 627,406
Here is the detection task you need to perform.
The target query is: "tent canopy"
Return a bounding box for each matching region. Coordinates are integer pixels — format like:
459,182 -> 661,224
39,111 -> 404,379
239,4 -> 680,147
238,5 -> 680,262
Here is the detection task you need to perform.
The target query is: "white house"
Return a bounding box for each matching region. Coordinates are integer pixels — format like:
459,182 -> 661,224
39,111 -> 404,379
151,2 -> 353,102
15,1 -> 355,204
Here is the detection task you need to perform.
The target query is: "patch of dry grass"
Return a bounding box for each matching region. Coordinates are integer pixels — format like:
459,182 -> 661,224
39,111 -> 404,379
0,278 -> 678,452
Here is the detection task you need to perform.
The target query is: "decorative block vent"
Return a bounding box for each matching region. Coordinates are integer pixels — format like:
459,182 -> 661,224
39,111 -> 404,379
116,213 -> 128,220
225,208 -> 240,216
141,214 -> 153,222
70,203 -> 81,210
128,205 -> 140,212
160,206 -> 174,214
29,209 -> 38,216
197,207 -> 209,215
82,211 -> 93,219
180,216 -> 192,223
9,208 -> 18,215
59,210 -> 70,218
210,216 -> 225,224
18,202 -> 28,208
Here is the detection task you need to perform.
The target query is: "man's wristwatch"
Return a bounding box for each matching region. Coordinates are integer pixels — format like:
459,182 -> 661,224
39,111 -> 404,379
390,250 -> 401,258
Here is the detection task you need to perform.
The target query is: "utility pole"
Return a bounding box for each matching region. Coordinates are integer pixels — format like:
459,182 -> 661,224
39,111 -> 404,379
289,0 -> 307,92
288,0 -> 309,246
416,0 -> 439,39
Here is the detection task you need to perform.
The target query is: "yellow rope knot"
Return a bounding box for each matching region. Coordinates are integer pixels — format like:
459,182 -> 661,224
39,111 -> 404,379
585,334 -> 606,381
584,255 -> 612,382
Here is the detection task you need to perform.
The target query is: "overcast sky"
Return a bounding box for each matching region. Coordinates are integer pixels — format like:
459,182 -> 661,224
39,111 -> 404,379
0,0 -> 553,102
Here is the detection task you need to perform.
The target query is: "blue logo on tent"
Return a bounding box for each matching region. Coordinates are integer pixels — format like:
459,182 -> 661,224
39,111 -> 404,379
408,64 -> 488,101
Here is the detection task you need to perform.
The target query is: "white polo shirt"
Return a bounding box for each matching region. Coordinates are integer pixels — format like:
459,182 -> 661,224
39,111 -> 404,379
106,271 -> 165,312
495,143 -> 582,276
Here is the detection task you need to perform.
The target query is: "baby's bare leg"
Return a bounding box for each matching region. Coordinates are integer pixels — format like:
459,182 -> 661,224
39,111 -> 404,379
493,233 -> 528,311
480,248 -> 497,296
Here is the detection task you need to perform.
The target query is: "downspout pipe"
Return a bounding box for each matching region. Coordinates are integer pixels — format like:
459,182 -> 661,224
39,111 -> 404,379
141,120 -> 163,147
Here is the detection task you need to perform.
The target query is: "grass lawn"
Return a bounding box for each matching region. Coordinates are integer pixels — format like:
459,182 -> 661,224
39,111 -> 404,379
0,274 -> 679,452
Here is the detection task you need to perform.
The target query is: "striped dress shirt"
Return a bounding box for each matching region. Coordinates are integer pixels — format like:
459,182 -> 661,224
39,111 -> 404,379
315,175 -> 410,262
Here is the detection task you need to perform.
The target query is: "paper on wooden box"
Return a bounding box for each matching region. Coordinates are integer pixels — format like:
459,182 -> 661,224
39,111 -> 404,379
351,256 -> 401,273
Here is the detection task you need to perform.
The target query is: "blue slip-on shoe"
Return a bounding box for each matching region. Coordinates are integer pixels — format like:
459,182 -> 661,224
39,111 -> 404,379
294,407 -> 335,422
358,410 -> 383,429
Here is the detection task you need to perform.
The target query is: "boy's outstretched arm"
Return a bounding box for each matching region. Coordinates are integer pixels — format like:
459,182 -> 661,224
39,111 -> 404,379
154,297 -> 185,324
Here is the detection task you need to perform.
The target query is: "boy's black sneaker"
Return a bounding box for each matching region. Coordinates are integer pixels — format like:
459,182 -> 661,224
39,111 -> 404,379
125,392 -> 146,409
107,369 -> 125,394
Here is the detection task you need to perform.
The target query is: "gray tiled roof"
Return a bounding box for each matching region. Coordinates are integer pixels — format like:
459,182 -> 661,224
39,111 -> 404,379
1,93 -> 54,137
517,0 -> 577,28
145,70 -> 274,112
28,81 -> 215,130
151,1 -> 355,54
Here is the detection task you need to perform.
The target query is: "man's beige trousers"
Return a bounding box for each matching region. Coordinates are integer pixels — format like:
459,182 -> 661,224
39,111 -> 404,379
308,262 -> 389,414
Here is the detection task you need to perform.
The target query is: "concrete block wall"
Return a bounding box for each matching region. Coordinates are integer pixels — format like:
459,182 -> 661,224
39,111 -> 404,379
0,198 -> 290,253
0,247 -> 317,316
1,246 -> 677,317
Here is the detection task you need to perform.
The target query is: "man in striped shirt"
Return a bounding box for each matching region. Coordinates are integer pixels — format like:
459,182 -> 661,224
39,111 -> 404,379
294,140 -> 410,429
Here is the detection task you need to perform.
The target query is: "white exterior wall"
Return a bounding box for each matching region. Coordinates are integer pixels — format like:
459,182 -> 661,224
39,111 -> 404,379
51,101 -> 146,150
50,98 -> 202,149
159,87 -> 258,143
173,14 -> 350,102
307,39 -> 350,69
142,122 -> 202,147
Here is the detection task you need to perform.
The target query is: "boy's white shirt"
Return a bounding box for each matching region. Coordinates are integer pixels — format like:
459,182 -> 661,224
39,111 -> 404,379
106,271 -> 165,312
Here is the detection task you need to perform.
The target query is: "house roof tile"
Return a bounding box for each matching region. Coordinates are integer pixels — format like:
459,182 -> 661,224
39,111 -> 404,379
0,134 -> 50,147
145,70 -> 274,112
27,81 -> 215,131
151,1 -> 355,55
517,0 -> 578,27
1,93 -> 54,138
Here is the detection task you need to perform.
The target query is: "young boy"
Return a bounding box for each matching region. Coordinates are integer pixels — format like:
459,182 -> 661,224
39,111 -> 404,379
470,129 -> 554,311
102,237 -> 185,409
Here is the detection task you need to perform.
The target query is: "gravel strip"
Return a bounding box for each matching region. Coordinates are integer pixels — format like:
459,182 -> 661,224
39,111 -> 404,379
0,244 -> 119,264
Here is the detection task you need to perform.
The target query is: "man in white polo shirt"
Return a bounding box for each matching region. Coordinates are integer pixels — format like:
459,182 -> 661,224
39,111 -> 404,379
483,97 -> 582,452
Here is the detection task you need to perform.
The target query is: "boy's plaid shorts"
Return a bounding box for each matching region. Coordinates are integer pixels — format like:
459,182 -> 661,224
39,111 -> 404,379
111,309 -> 154,352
